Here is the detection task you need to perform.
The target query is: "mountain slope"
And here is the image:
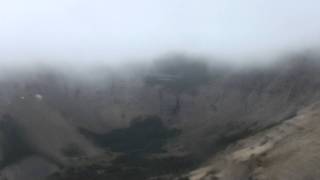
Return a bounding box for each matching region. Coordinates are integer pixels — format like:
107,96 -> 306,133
184,102 -> 320,180
1,55 -> 320,179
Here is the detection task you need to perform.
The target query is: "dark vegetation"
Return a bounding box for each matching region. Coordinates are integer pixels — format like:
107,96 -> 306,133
51,116 -> 198,179
49,154 -> 198,180
80,116 -> 180,155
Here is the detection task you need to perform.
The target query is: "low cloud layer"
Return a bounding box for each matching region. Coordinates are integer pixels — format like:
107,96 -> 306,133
0,0 -> 320,67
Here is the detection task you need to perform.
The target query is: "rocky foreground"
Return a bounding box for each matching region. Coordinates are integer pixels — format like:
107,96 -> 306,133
183,102 -> 320,180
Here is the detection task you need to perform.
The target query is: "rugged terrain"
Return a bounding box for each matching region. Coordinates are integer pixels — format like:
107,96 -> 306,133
184,101 -> 320,180
1,54 -> 320,179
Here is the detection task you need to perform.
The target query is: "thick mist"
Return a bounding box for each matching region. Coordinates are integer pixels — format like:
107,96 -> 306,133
1,0 -> 320,68
1,1 -> 320,180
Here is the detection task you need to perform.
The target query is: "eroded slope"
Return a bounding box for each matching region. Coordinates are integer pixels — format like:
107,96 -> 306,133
185,102 -> 320,180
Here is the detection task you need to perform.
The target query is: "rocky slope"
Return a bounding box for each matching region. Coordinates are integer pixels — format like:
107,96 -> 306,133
184,101 -> 320,180
1,54 -> 320,179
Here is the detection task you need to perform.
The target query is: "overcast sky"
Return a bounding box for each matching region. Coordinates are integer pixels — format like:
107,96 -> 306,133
1,0 -> 320,65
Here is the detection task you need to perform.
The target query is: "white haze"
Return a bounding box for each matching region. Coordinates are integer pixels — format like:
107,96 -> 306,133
0,0 -> 320,67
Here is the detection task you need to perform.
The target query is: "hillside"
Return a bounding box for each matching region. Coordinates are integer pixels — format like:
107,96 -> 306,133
0,54 -> 320,179
184,101 -> 320,180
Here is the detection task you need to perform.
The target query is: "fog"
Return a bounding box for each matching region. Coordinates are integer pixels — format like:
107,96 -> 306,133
2,2 -> 320,179
1,0 -> 320,67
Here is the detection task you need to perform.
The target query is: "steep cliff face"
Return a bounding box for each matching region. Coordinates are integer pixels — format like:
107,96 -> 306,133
0,55 -> 320,180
